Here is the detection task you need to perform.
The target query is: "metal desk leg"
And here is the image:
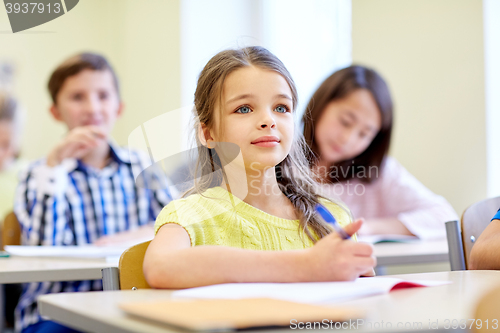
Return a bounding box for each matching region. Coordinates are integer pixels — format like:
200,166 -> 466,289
374,266 -> 387,276
445,220 -> 466,271
0,284 -> 4,333
102,267 -> 120,291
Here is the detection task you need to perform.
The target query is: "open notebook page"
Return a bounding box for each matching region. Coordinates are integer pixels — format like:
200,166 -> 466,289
172,277 -> 451,304
357,234 -> 419,244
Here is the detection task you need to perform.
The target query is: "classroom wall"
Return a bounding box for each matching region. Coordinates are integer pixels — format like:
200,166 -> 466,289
352,0 -> 487,216
2,0 -> 489,216
484,0 -> 500,198
179,0 -> 352,150
0,0 -> 181,160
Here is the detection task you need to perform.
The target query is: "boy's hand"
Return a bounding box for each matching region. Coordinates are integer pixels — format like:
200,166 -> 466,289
304,219 -> 376,281
46,126 -> 106,167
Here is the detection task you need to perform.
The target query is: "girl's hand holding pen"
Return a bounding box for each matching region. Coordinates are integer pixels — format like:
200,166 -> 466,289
305,219 -> 377,281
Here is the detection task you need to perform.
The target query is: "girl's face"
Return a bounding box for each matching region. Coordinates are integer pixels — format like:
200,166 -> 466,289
0,120 -> 16,170
209,66 -> 294,171
314,89 -> 382,165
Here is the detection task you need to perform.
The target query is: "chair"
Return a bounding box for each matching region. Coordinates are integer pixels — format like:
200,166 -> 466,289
446,196 -> 500,270
1,211 -> 21,250
117,240 -> 152,290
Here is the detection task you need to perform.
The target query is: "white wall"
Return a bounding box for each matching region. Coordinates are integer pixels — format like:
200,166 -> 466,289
180,0 -> 352,149
484,0 -> 500,198
180,0 -> 260,149
4,0 -> 492,215
260,0 -> 352,118
2,0 -> 351,163
0,0 -> 181,159
352,0 -> 486,215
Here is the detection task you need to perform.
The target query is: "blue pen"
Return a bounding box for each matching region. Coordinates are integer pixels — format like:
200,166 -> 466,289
315,203 -> 351,239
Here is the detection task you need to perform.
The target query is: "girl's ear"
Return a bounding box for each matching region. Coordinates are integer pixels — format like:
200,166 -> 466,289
198,123 -> 214,147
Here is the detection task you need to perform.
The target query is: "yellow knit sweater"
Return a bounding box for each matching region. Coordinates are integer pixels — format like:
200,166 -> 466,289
154,186 -> 352,250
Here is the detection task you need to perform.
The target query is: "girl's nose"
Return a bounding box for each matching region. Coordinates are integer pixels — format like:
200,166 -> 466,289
339,128 -> 356,145
260,111 -> 276,129
260,122 -> 276,129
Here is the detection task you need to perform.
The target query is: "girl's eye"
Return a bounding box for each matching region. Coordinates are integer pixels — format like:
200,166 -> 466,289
99,91 -> 109,100
236,106 -> 251,114
275,105 -> 289,113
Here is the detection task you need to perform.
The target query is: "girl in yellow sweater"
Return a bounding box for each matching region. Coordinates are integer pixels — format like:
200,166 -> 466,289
144,47 -> 375,288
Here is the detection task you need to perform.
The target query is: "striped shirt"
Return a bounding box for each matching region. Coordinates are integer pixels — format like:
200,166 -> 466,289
13,143 -> 175,331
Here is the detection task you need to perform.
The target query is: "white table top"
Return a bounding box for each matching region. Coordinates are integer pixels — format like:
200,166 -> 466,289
373,239 -> 449,266
0,256 -> 118,284
38,270 -> 500,333
0,240 -> 448,284
341,270 -> 500,331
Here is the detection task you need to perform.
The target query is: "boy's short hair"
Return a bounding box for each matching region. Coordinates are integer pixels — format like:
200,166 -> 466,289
48,52 -> 120,104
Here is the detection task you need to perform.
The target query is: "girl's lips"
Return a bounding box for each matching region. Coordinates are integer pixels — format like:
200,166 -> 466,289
329,142 -> 343,153
252,141 -> 279,147
251,135 -> 280,147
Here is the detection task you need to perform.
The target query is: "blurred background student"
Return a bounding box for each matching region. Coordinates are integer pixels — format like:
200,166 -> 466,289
0,63 -> 25,224
0,91 -> 24,223
0,63 -> 26,332
13,52 -> 175,333
302,65 -> 458,240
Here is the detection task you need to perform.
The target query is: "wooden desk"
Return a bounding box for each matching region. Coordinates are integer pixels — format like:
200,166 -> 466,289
38,271 -> 500,333
373,239 -> 449,266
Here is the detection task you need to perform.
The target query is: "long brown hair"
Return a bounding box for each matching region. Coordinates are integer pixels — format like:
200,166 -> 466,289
302,65 -> 393,184
187,46 -> 348,242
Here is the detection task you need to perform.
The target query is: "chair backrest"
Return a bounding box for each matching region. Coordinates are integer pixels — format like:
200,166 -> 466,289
461,196 -> 500,269
118,240 -> 151,290
1,211 -> 21,250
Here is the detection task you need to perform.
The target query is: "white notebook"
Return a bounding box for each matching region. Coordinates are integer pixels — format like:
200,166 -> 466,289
172,277 -> 451,304
357,234 -> 419,244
